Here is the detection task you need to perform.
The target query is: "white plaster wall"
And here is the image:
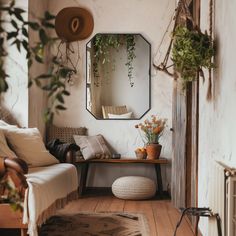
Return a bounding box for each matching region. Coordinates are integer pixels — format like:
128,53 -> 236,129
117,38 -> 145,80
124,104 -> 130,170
49,0 -> 175,188
1,0 -> 28,127
198,0 -> 236,234
28,0 -> 48,137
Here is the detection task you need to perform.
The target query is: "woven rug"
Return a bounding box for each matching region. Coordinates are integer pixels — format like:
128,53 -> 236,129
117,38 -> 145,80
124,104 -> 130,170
39,212 -> 149,236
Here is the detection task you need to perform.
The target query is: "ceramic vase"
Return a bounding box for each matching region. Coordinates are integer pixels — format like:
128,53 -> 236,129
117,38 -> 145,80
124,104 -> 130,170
146,143 -> 162,160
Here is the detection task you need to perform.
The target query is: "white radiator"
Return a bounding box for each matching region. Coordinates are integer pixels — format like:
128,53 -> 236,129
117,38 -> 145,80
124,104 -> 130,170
208,161 -> 226,236
209,161 -> 236,236
226,172 -> 236,236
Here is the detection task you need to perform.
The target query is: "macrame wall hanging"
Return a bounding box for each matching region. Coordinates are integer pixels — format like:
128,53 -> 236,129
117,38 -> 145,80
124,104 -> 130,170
154,0 -> 215,100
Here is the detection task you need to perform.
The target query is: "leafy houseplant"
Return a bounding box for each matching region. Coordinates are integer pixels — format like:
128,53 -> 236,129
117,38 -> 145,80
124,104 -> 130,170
92,34 -> 136,87
172,26 -> 215,89
0,0 -> 76,123
135,115 -> 167,159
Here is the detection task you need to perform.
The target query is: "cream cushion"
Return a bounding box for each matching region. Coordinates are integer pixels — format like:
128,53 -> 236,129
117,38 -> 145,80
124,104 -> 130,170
108,112 -> 132,119
112,176 -> 156,200
3,127 -> 59,167
0,130 -> 17,158
73,134 -> 111,160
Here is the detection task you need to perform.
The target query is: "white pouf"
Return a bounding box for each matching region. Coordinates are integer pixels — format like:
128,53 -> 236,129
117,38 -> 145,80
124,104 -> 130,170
112,176 -> 156,200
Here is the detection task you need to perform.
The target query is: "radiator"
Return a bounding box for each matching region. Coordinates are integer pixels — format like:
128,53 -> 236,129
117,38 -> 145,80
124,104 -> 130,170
226,171 -> 236,236
208,161 -> 226,236
208,161 -> 236,236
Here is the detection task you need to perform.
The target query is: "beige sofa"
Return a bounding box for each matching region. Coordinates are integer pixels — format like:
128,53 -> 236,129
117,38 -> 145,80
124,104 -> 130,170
0,123 -> 79,236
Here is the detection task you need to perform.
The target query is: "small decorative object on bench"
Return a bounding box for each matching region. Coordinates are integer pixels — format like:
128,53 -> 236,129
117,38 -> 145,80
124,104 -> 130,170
135,147 -> 147,159
112,176 -> 156,200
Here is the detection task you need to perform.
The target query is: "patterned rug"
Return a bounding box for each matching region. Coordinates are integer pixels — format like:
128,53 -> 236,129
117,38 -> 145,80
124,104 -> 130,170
39,212 -> 149,236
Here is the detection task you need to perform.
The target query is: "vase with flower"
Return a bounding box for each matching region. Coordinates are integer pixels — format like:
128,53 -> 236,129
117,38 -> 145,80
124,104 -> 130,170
135,115 -> 167,160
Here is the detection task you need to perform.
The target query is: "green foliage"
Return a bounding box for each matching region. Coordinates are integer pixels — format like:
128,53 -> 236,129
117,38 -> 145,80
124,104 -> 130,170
172,26 -> 215,88
92,34 -> 136,87
0,178 -> 24,212
0,0 -> 76,123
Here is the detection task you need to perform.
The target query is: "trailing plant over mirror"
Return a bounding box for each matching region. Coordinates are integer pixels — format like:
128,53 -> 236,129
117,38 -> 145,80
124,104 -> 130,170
0,0 -> 77,123
92,34 -> 136,87
172,26 -> 214,89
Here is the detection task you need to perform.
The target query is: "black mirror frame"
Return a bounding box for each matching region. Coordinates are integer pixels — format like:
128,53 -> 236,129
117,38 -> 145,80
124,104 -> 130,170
85,33 -> 151,120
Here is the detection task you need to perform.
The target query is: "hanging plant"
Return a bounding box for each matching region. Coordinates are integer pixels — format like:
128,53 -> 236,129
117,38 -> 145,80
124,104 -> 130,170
154,0 -> 215,95
172,26 -> 215,89
0,0 -> 77,123
125,34 -> 136,87
92,34 -> 136,87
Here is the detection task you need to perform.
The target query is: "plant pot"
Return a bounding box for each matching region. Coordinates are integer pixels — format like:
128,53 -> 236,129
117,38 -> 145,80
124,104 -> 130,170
146,143 -> 162,160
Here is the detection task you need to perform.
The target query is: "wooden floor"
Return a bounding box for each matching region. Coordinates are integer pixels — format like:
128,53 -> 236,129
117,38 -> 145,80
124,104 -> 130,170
57,194 -> 195,236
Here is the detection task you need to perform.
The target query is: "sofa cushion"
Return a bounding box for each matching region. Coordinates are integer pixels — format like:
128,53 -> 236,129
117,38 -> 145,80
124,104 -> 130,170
4,127 -> 59,167
73,134 -> 111,160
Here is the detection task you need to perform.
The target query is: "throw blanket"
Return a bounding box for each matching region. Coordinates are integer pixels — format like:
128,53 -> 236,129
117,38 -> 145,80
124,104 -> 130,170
23,163 -> 78,236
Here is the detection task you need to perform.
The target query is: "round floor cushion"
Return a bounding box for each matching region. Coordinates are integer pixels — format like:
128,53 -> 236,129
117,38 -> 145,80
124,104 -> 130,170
112,176 -> 156,200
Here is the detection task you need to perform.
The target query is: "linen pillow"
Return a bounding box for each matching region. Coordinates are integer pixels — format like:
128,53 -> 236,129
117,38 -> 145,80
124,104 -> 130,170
108,112 -> 132,119
0,130 -> 17,158
73,134 -> 111,160
4,127 -> 59,167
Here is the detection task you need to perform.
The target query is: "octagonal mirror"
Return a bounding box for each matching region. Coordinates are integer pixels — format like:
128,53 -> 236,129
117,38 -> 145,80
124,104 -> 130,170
86,33 -> 151,119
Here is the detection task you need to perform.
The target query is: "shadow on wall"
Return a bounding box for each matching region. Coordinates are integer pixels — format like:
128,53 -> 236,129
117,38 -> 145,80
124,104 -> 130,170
0,105 -> 20,126
212,35 -> 221,104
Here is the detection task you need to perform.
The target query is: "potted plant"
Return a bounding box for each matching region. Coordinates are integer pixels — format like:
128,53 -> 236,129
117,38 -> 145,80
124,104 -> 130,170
135,115 -> 167,159
172,26 -> 215,89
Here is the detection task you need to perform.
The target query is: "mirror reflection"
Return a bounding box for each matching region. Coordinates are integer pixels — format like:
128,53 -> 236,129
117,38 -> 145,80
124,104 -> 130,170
86,33 -> 151,119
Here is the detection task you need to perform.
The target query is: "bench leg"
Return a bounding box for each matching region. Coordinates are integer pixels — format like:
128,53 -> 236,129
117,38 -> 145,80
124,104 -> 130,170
155,164 -> 163,197
79,163 -> 89,196
21,228 -> 27,236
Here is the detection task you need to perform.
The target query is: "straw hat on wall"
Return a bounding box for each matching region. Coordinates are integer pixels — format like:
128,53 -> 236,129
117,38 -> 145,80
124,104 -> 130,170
55,7 -> 94,42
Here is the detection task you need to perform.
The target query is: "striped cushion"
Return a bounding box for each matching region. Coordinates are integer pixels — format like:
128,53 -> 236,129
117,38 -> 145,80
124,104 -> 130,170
73,134 -> 111,160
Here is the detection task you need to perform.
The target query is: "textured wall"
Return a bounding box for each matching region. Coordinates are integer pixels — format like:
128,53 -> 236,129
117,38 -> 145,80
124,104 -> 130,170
1,0 -> 28,127
198,0 -> 236,234
49,0 -> 175,188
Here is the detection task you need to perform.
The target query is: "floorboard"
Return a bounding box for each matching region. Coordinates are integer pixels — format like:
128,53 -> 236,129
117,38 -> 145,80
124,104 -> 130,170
0,195 -> 195,236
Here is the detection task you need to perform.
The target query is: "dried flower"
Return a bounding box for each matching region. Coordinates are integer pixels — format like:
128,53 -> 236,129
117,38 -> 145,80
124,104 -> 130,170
135,115 -> 167,145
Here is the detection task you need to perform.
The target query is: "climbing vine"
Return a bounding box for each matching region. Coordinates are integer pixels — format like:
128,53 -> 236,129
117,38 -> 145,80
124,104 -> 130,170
0,0 -> 77,123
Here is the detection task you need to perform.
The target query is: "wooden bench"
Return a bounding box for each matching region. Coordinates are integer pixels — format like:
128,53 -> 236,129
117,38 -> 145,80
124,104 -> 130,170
75,158 -> 169,197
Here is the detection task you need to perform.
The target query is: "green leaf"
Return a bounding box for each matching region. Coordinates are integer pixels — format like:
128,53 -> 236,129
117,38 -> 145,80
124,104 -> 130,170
10,0 -> 15,7
14,11 -> 24,22
35,55 -> 43,63
56,93 -> 64,103
42,21 -> 55,29
44,11 -> 55,20
22,40 -> 28,51
28,80 -> 33,87
55,105 -> 67,110
59,68 -> 73,78
28,58 -> 33,68
11,20 -> 18,30
39,29 -> 48,45
42,84 -> 51,91
27,22 -> 40,31
14,7 -> 25,14
22,27 -> 28,38
7,32 -> 18,40
62,90 -> 70,96
11,39 -> 21,52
